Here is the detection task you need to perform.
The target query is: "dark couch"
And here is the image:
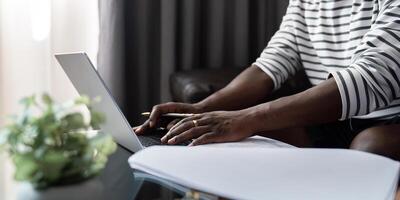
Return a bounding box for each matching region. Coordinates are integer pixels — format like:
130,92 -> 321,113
170,68 -> 311,104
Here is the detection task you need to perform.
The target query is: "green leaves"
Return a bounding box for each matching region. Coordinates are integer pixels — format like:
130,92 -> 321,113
41,150 -> 68,182
13,153 -> 38,181
74,95 -> 90,105
90,111 -> 105,130
20,95 -> 37,109
61,113 -> 86,131
42,94 -> 53,106
0,93 -> 115,189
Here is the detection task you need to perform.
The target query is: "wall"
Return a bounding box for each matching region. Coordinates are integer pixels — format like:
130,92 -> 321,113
0,0 -> 99,199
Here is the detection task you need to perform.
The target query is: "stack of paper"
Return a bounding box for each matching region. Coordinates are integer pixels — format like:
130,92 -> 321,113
128,137 -> 399,200
198,135 -> 296,149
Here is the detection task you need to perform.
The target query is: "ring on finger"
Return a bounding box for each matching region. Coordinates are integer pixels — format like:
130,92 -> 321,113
192,119 -> 199,127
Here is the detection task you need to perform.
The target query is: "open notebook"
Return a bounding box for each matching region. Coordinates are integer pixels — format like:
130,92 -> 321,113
128,136 -> 399,200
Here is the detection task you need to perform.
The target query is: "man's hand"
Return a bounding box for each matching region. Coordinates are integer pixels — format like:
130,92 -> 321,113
161,110 -> 256,146
134,102 -> 203,134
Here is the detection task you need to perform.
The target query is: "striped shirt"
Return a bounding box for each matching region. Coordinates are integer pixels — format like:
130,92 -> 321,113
253,0 -> 400,120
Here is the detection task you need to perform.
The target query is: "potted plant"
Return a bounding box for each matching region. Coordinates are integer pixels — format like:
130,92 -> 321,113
0,94 -> 117,200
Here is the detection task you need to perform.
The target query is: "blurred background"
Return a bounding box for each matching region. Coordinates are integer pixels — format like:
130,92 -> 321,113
0,0 -> 287,199
0,0 -> 99,199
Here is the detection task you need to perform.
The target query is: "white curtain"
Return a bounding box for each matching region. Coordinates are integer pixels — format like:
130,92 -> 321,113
0,0 -> 99,199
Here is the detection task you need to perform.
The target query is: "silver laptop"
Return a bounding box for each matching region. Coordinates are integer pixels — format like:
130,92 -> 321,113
55,52 -> 164,152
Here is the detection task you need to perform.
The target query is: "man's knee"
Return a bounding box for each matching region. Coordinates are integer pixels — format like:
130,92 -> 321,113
350,125 -> 400,161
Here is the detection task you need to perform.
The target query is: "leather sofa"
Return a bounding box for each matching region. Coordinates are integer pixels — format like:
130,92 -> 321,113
170,68 -> 311,104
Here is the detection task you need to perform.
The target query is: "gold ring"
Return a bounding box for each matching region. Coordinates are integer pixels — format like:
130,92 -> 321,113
192,120 -> 198,127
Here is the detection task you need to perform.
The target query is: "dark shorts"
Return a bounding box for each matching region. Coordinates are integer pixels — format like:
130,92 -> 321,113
307,116 -> 400,148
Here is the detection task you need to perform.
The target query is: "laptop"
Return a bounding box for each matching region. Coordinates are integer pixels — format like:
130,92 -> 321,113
55,52 -> 176,152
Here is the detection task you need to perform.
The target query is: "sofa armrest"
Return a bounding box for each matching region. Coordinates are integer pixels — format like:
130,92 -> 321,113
170,68 -> 311,104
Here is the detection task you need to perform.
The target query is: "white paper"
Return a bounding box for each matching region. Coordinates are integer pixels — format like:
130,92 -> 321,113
128,140 -> 399,200
199,135 -> 296,149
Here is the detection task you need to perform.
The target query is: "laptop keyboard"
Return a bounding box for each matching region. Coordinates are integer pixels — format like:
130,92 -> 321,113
138,135 -> 162,146
138,130 -> 191,147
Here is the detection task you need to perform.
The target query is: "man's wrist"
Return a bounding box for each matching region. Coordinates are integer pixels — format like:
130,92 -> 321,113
192,102 -> 208,113
242,103 -> 271,134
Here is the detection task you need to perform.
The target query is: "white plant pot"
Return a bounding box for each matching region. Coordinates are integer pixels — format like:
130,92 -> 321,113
17,177 -> 103,200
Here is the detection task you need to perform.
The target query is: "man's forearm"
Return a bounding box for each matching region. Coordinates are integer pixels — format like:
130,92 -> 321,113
194,65 -> 274,112
248,78 -> 342,133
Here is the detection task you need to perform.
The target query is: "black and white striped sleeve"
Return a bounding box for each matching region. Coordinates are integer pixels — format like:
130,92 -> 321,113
253,2 -> 301,91
330,1 -> 400,120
